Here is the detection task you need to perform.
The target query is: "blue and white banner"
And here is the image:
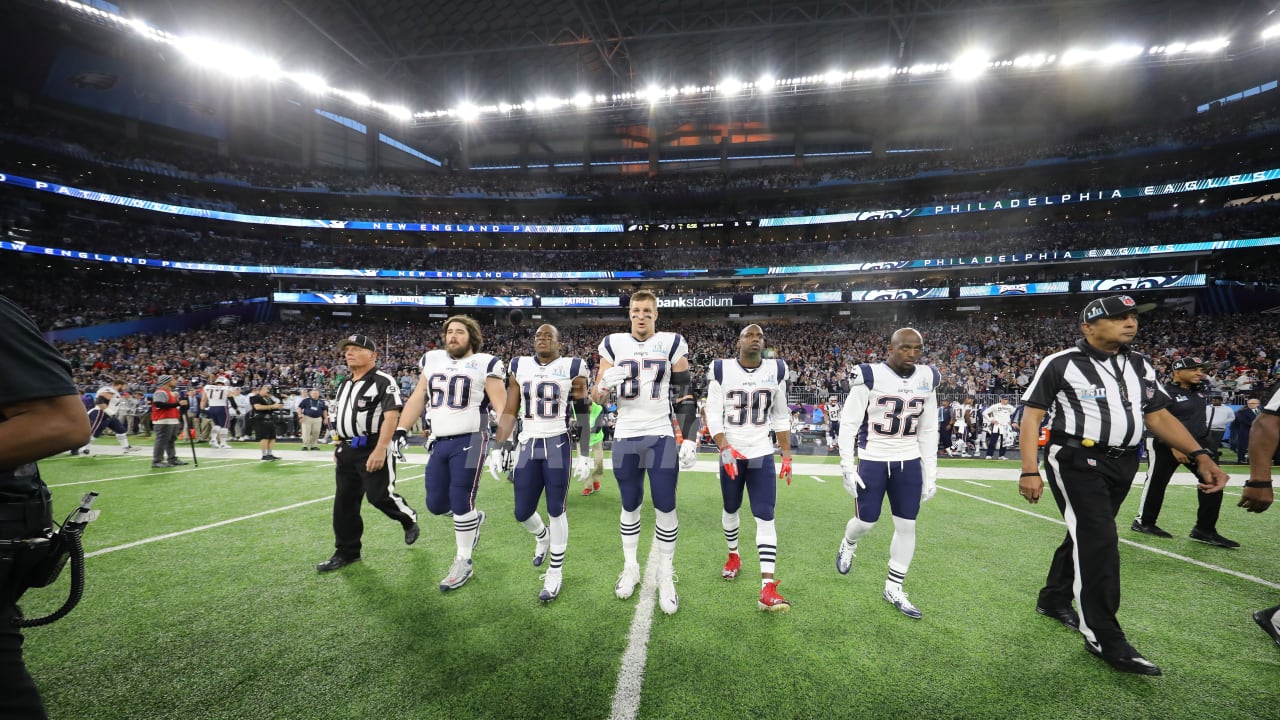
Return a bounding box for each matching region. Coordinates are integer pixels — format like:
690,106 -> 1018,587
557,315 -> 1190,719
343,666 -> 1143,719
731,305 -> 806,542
0,172 -> 624,234
364,294 -> 448,306
849,288 -> 950,301
752,291 -> 844,305
540,296 -> 622,308
757,169 -> 1280,228
452,296 -> 534,307
1080,274 -> 1207,292
959,282 -> 1071,297
272,292 -> 359,304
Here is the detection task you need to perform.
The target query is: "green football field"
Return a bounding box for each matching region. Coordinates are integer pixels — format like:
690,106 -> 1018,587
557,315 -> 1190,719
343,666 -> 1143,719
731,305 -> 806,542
20,440 -> 1280,720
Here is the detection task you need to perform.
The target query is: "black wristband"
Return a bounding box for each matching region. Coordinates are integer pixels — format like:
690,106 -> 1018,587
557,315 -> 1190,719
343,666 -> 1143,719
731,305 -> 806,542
1243,480 -> 1274,489
1020,472 -> 1041,478
1187,448 -> 1212,462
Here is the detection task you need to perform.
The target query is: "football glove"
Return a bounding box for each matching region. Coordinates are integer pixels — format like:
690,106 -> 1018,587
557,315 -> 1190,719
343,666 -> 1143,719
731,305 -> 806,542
599,366 -> 631,391
778,456 -> 793,486
391,428 -> 408,462
486,443 -> 513,482
718,446 -> 746,479
842,468 -> 865,499
678,439 -> 698,469
921,456 -> 938,502
572,455 -> 594,483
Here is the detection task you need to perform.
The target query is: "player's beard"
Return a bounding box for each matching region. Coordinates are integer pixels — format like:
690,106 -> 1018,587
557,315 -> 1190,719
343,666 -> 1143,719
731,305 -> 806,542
447,343 -> 470,359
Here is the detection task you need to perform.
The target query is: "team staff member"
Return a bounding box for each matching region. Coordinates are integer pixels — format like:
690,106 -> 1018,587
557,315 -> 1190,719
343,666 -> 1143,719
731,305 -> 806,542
1239,381 -> 1278,647
316,335 -> 419,572
250,386 -> 283,461
1133,357 -> 1238,547
704,324 -> 794,612
1204,394 -> 1234,462
580,400 -> 606,495
150,375 -> 188,469
395,315 -> 506,592
297,389 -> 327,451
1018,295 -> 1229,676
0,295 -> 91,719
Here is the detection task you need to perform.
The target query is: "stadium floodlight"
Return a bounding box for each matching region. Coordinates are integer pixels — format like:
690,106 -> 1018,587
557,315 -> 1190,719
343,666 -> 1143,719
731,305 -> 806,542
571,92 -> 592,107
497,102 -> 512,113
950,50 -> 990,80
757,75 -> 776,91
718,78 -> 744,95
288,73 -> 329,94
1061,48 -> 1093,66
823,70 -> 845,85
1013,53 -> 1049,68
1163,42 -> 1187,54
1186,38 -> 1229,53
1096,44 -> 1144,64
1264,24 -> 1280,40
383,105 -> 411,121
456,103 -> 480,121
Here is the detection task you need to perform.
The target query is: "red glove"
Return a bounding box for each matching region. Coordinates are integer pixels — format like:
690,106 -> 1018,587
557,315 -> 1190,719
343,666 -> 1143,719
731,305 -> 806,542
779,457 -> 793,486
719,446 -> 746,480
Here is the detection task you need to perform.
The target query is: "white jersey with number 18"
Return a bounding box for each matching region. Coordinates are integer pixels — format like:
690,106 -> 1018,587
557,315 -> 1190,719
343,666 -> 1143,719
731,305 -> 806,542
508,356 -> 589,439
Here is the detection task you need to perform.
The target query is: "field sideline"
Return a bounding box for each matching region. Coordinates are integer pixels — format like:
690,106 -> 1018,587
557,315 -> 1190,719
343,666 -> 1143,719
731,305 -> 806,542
20,439 -> 1280,720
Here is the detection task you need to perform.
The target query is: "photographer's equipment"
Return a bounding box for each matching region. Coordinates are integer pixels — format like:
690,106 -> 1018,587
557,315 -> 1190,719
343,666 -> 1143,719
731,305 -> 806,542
2,492 -> 100,628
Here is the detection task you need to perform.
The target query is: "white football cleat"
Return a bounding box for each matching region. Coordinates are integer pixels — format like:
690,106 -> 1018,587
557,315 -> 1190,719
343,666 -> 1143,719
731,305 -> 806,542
883,586 -> 922,619
836,538 -> 857,575
614,563 -> 641,600
539,571 -> 562,603
439,556 -> 474,591
658,566 -> 679,615
532,531 -> 550,568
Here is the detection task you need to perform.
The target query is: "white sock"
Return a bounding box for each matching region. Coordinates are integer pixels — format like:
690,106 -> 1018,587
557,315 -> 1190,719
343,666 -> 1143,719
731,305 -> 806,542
722,509 -> 740,553
115,432 -> 130,448
548,513 -> 568,570
619,508 -> 641,566
519,512 -> 547,537
756,518 -> 777,577
654,509 -> 678,565
844,517 -> 876,544
888,516 -> 917,579
454,510 -> 481,561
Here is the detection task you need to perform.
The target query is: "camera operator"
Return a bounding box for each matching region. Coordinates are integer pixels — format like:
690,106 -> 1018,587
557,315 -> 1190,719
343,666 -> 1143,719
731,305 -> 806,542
0,295 -> 91,719
250,385 -> 283,462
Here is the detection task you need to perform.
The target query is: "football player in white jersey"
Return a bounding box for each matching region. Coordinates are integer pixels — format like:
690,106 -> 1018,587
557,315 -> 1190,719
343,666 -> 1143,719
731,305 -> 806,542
593,290 -> 697,615
490,324 -> 592,602
835,328 -> 940,619
826,396 -> 842,452
202,376 -> 233,449
395,315 -> 506,592
703,324 -> 793,611
77,382 -> 137,455
982,396 -> 1016,460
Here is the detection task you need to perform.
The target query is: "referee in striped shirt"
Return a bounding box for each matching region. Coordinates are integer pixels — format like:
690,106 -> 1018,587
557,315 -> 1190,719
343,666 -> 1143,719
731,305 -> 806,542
316,334 -> 419,573
1017,295 -> 1229,676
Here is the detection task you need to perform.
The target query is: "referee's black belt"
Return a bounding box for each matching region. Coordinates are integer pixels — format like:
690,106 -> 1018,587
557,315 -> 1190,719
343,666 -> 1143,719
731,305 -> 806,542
1053,435 -> 1138,458
338,436 -> 372,449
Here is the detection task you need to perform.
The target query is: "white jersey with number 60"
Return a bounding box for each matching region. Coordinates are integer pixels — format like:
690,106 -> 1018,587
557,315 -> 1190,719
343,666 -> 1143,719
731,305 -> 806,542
598,332 -> 688,438
837,363 -> 940,462
417,349 -> 505,437
509,356 -> 589,439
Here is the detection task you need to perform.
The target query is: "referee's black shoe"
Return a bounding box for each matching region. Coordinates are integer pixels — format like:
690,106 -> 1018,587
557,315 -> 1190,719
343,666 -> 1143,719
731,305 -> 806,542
317,555 -> 360,573
1130,520 -> 1172,538
404,522 -> 420,545
1036,604 -> 1080,630
1085,639 -> 1162,676
1189,527 -> 1240,548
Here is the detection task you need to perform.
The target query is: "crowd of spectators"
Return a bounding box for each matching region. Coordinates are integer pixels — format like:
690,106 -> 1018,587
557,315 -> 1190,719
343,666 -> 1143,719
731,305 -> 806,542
51,311 -> 1280,414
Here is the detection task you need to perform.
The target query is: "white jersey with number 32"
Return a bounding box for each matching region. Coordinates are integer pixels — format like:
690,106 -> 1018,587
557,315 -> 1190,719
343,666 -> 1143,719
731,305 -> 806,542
837,363 -> 940,462
509,356 -> 589,439
598,332 -> 688,438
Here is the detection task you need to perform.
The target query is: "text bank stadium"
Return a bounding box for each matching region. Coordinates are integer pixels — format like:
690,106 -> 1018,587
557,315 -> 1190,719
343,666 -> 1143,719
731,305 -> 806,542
1,0 -> 1279,718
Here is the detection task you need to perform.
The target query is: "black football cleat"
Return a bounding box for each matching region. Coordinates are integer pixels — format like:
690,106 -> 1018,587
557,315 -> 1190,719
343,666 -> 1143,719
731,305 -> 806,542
404,523 -> 420,546
1253,606 -> 1280,649
1036,604 -> 1080,630
1130,520 -> 1172,538
316,555 -> 360,573
1189,528 -> 1240,548
1085,639 -> 1162,676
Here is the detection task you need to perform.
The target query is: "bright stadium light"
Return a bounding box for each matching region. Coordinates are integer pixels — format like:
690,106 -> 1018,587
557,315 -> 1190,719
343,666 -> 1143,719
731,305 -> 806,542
823,69 -> 845,85
1186,37 -> 1229,53
456,103 -> 480,121
1061,48 -> 1093,66
571,92 -> 592,107
757,74 -> 776,91
383,105 -> 412,121
1097,43 -> 1144,64
718,78 -> 744,95
1013,53 -> 1049,68
951,50 -> 990,80
287,73 -> 329,94
1264,24 -> 1280,40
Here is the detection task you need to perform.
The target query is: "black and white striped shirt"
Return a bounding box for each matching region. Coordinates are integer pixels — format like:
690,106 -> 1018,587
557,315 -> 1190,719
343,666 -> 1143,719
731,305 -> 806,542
1261,381 -> 1280,417
334,369 -> 402,441
1021,339 -> 1170,448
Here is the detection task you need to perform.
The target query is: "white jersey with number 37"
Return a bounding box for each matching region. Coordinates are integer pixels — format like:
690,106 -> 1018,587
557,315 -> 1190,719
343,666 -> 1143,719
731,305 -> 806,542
417,350 -> 505,437
837,363 -> 940,462
509,356 -> 589,439
598,332 -> 688,438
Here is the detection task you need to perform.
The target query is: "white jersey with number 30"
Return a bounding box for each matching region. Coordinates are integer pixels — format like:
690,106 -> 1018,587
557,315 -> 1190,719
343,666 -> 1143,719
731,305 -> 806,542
837,363 -> 940,462
417,349 -> 505,437
598,332 -> 688,438
509,356 -> 589,439
704,358 -> 790,459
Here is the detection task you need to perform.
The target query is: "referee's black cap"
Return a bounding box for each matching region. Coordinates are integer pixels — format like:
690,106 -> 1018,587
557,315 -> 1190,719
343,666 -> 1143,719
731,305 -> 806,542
1080,294 -> 1156,323
338,334 -> 376,352
1171,356 -> 1214,371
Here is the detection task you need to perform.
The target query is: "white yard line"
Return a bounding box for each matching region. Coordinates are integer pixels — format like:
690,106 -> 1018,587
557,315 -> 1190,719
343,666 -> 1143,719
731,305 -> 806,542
964,480 -> 992,488
609,543 -> 661,720
809,475 -> 825,483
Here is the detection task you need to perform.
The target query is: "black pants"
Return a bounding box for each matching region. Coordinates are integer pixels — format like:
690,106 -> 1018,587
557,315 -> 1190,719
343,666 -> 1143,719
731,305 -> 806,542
0,603 -> 46,719
1136,439 -> 1223,533
332,442 -> 418,558
1038,442 -> 1139,651
1205,430 -> 1225,462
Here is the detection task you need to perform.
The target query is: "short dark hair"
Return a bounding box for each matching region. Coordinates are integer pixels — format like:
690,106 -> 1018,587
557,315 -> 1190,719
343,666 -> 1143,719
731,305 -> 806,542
630,290 -> 658,307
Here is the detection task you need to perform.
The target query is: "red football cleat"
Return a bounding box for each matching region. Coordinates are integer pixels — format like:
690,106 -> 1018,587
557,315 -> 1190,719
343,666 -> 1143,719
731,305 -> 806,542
722,552 -> 741,580
758,581 -> 791,612
581,485 -> 594,496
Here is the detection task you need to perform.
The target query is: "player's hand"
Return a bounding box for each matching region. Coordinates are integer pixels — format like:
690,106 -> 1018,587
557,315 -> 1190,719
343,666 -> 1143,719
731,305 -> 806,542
1019,469 -> 1044,504
1238,484 -> 1274,513
778,456 -> 793,486
842,468 -> 864,499
391,428 -> 408,462
572,455 -> 594,483
1193,455 -> 1229,493
486,445 -> 512,482
921,456 -> 938,501
678,439 -> 698,470
600,366 -> 630,391
921,476 -> 937,502
718,446 -> 745,479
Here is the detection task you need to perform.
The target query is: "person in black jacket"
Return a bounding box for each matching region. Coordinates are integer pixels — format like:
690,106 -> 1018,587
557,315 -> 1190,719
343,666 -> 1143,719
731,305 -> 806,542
0,295 -> 92,719
1132,357 -> 1239,547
